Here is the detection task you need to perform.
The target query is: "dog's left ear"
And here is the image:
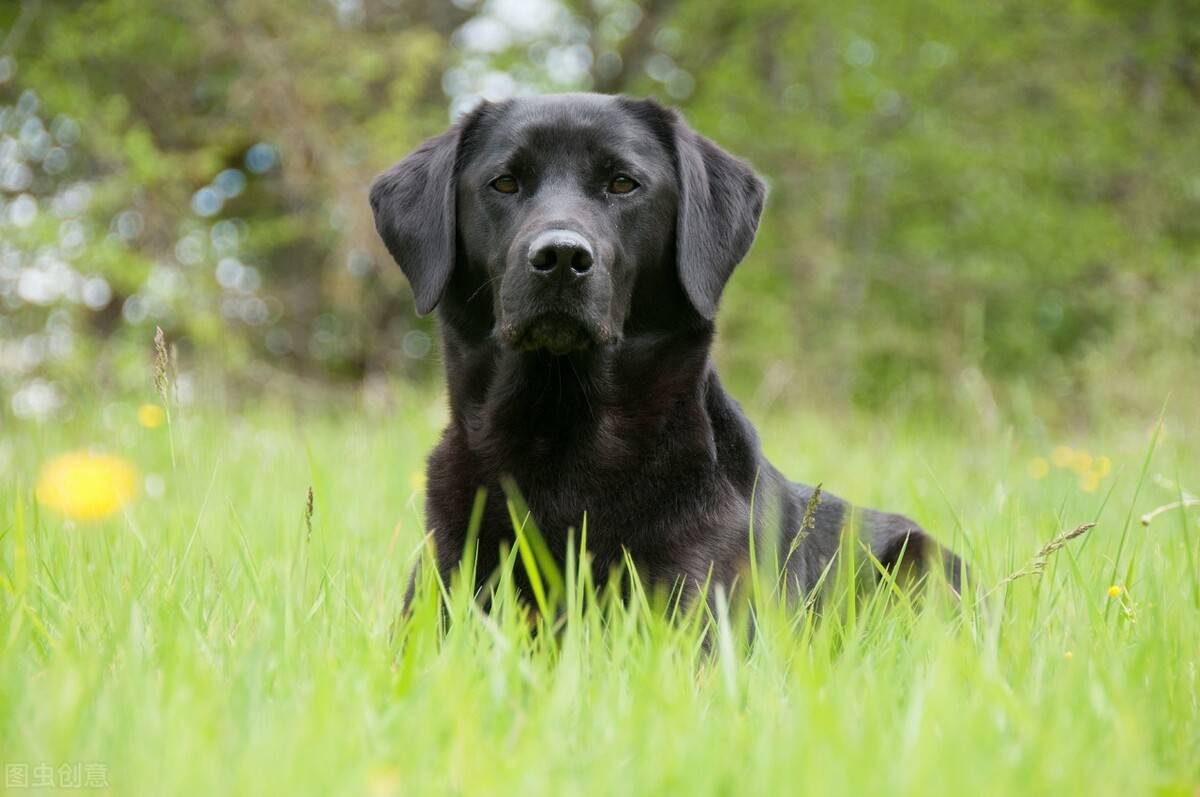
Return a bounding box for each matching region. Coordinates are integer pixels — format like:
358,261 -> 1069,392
369,104 -> 490,315
672,112 -> 767,319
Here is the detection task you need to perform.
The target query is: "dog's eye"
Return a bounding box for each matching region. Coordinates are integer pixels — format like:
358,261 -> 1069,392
607,175 -> 639,195
490,175 -> 519,194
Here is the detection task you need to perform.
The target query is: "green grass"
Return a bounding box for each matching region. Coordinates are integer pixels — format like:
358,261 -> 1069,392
1,387 -> 1198,796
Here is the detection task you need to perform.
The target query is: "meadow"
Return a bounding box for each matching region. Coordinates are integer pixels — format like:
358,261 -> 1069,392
2,382 -> 1197,796
4,0 -> 1200,792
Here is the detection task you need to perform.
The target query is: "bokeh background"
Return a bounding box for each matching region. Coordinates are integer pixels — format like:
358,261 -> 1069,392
2,0 -> 1198,427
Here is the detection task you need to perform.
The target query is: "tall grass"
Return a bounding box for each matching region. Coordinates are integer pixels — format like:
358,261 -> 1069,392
0,388 -> 1197,795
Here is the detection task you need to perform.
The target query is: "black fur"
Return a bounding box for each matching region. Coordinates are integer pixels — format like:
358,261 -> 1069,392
370,94 -> 962,608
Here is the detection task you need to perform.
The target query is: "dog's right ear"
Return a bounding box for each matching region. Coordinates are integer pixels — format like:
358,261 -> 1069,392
369,107 -> 486,315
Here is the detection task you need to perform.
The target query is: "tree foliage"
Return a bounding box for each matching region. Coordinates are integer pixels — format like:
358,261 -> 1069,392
2,0 -> 1197,418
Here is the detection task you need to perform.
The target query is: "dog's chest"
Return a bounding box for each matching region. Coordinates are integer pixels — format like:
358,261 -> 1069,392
428,409 -> 728,545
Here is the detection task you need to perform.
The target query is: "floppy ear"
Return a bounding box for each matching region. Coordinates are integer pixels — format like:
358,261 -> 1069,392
369,119 -> 468,315
673,114 -> 767,319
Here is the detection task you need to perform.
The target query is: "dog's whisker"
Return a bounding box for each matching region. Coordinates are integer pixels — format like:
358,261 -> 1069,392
566,356 -> 596,421
466,274 -> 501,305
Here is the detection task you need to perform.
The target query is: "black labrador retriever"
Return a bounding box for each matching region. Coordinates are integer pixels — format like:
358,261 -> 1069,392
371,93 -> 962,608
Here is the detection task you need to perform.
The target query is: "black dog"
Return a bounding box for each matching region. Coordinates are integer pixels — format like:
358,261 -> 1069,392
371,94 -> 961,608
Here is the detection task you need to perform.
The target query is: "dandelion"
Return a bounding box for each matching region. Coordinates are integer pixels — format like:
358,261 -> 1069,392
1040,445 -> 1111,492
36,451 -> 138,521
366,767 -> 400,797
1050,445 -> 1074,468
137,404 -> 165,429
409,471 -> 427,492
1064,651 -> 1074,660
1107,585 -> 1123,598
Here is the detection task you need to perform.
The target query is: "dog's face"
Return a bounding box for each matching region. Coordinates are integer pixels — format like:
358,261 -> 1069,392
455,96 -> 678,354
370,94 -> 765,353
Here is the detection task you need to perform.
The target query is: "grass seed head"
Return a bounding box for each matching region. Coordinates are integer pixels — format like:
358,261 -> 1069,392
982,522 -> 1096,600
305,486 -> 315,540
153,326 -> 170,402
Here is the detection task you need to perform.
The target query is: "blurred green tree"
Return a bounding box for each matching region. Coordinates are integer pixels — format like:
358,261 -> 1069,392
2,0 -> 464,395
613,0 -> 1200,413
2,0 -> 1197,420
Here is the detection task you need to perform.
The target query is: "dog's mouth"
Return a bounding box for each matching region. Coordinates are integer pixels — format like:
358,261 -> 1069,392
500,312 -> 611,355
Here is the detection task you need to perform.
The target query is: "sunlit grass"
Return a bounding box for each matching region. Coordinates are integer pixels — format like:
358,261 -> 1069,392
1,388 -> 1198,796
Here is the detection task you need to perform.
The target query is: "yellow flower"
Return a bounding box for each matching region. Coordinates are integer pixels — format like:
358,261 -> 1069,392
366,767 -> 400,797
1064,651 -> 1074,660
1094,456 -> 1112,478
1069,450 -> 1093,475
1107,585 -> 1123,598
1050,445 -> 1074,468
1027,457 -> 1050,479
137,403 -> 165,429
409,471 -> 427,492
36,452 -> 138,522
1079,472 -> 1100,493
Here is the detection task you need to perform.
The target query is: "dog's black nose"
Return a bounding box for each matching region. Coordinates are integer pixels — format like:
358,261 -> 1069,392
528,230 -> 594,277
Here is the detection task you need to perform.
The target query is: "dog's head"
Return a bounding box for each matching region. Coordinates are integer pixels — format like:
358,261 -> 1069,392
370,94 -> 765,354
